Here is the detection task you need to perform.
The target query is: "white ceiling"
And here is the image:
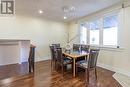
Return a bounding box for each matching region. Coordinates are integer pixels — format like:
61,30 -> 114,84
15,0 -> 123,22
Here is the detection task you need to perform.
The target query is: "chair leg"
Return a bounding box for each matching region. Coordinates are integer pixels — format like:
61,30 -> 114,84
55,60 -> 57,69
62,65 -> 64,75
51,60 -> 53,68
75,65 -> 78,76
95,68 -> 97,80
32,62 -> 34,73
86,69 -> 89,83
54,60 -> 58,70
85,69 -> 87,83
55,61 -> 58,71
51,60 -> 54,71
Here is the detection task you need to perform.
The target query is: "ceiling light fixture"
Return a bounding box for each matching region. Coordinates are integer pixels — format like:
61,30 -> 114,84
39,10 -> 43,14
62,6 -> 76,20
64,16 -> 67,19
62,6 -> 75,13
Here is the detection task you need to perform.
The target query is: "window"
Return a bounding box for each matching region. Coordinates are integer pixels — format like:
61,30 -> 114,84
90,20 -> 100,45
80,23 -> 87,44
80,13 -> 119,47
103,15 -> 118,46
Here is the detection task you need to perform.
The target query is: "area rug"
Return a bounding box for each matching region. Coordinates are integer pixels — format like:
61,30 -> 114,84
113,73 -> 130,87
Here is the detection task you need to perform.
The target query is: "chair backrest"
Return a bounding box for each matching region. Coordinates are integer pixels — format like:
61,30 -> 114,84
88,49 -> 100,69
81,45 -> 90,52
49,45 -> 56,60
55,47 -> 63,63
52,44 -> 60,48
73,44 -> 81,51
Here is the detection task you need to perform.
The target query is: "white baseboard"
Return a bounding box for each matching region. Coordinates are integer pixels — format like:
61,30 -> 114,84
97,63 -> 130,77
35,56 -> 51,62
0,62 -> 19,66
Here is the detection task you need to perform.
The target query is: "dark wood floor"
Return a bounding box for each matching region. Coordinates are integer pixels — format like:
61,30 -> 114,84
0,62 -> 28,80
0,60 -> 122,87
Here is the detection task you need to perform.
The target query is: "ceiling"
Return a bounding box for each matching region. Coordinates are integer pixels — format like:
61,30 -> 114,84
15,0 -> 123,22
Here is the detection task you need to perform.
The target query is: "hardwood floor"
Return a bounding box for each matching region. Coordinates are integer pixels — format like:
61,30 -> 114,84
0,62 -> 28,80
0,60 -> 122,87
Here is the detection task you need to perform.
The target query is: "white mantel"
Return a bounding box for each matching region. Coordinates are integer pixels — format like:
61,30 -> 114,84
0,39 -> 30,66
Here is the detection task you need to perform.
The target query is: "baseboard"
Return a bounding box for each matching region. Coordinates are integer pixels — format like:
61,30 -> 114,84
0,62 -> 20,66
35,56 -> 51,62
97,63 -> 130,77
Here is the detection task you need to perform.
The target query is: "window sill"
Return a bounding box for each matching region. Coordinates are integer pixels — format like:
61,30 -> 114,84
90,45 -> 125,51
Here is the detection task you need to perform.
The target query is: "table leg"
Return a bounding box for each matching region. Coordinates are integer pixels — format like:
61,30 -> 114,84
85,56 -> 87,60
73,58 -> 76,77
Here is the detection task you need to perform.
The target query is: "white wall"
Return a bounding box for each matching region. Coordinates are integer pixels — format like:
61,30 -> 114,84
69,3 -> 130,76
0,15 -> 68,64
0,44 -> 20,65
68,22 -> 79,46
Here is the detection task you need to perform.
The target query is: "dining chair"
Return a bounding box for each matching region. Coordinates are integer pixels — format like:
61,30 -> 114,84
73,44 -> 81,51
49,45 -> 57,69
76,49 -> 100,83
81,44 -> 90,52
55,47 -> 72,75
80,44 -> 90,61
52,43 -> 60,48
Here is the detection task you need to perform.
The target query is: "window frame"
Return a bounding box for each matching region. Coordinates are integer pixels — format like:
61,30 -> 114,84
102,13 -> 119,47
89,20 -> 100,45
79,11 -> 120,48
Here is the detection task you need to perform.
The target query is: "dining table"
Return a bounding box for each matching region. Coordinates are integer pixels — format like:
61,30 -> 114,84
62,49 -> 89,77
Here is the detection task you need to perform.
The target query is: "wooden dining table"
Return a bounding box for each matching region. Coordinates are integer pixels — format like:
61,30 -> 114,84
62,49 -> 89,77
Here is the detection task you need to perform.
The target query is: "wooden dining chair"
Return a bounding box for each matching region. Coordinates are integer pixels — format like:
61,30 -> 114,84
73,44 -> 81,51
81,44 -> 90,52
76,49 -> 100,83
52,43 -> 60,48
80,44 -> 90,60
49,45 -> 57,69
55,47 -> 72,75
